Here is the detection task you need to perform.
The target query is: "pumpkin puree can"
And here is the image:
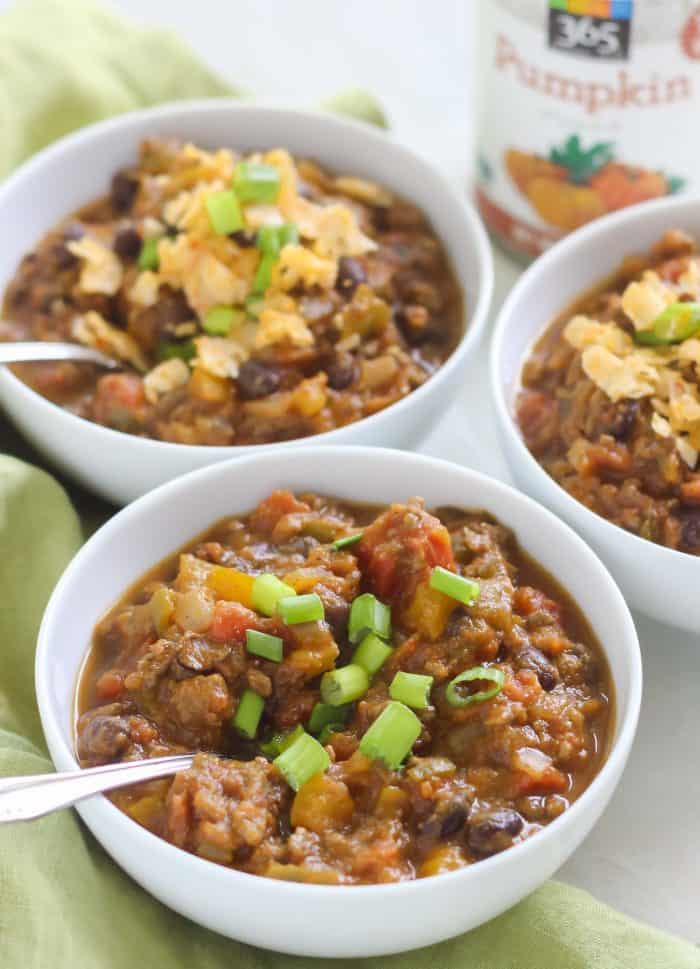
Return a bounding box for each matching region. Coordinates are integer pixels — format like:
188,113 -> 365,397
476,0 -> 700,260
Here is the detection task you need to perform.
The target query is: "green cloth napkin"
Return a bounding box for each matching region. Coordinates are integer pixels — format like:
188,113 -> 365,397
0,2 -> 697,967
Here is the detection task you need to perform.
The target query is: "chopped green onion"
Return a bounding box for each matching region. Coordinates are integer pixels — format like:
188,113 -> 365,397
389,671 -> 433,710
277,593 -> 324,625
352,632 -> 393,677
232,689 -> 265,739
259,724 -> 304,758
429,566 -> 480,606
332,532 -> 364,550
251,574 -> 296,616
635,302 -> 700,345
206,189 -> 243,235
348,593 -> 391,644
202,305 -> 243,336
307,701 -> 350,734
246,628 -> 284,662
156,338 -> 196,363
321,664 -> 369,706
256,225 -> 282,257
233,162 -> 281,204
274,731 -> 330,791
138,236 -> 160,271
253,251 -> 277,295
318,722 -> 345,744
445,666 -> 505,708
245,295 -> 264,319
358,701 -> 421,769
276,222 -> 299,247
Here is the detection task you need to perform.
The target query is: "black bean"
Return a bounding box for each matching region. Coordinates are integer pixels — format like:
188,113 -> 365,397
608,400 -> 639,441
335,256 -> 367,298
467,809 -> 524,856
681,515 -> 700,550
515,645 -> 559,692
236,360 -> 281,400
110,171 -> 138,212
395,304 -> 438,346
63,221 -> 86,242
440,804 -> 469,839
113,227 -> 142,261
53,222 -> 86,269
230,229 -> 256,248
326,355 -> 356,390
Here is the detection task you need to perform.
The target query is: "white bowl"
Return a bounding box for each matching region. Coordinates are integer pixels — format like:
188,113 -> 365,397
490,196 -> 700,632
36,446 -> 641,958
0,100 -> 492,506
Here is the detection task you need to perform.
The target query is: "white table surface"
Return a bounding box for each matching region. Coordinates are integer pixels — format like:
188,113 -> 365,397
3,0 -> 698,943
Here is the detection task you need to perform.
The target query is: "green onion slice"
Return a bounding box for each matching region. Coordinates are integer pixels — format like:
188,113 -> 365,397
348,593 -> 391,644
276,222 -> 299,247
318,722 -> 346,744
205,189 -> 243,235
245,628 -> 284,662
277,593 -> 324,625
256,225 -> 282,257
635,301 -> 700,345
358,701 -> 421,769
233,162 -> 281,204
232,689 -> 265,739
307,701 -> 350,734
445,666 -> 505,708
252,250 -> 277,295
274,731 -> 330,791
203,305 -> 243,336
352,632 -> 393,677
251,574 -> 296,616
389,671 -> 434,710
137,236 -> 160,271
259,724 -> 304,758
156,338 -> 196,363
429,566 -> 480,606
321,664 -> 369,706
332,532 -> 364,550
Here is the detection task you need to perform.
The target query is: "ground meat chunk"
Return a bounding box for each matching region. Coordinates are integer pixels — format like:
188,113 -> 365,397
166,754 -> 289,866
165,673 -> 233,741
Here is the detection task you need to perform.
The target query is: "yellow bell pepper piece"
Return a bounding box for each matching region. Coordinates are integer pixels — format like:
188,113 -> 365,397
206,566 -> 254,607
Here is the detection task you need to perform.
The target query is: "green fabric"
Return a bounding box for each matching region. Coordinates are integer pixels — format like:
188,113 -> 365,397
0,1 -> 696,966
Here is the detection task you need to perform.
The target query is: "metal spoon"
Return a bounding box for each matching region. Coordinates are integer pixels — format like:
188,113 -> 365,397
0,755 -> 194,823
0,341 -> 121,370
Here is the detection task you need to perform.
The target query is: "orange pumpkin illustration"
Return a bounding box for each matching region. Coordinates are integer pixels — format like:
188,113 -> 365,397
504,135 -> 684,232
589,163 -> 668,211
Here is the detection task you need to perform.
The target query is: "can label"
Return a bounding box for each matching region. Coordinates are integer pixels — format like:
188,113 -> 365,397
476,0 -> 699,258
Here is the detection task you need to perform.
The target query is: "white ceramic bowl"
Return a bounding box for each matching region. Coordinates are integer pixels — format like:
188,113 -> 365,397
0,100 -> 492,506
36,446 -> 641,958
491,196 -> 700,632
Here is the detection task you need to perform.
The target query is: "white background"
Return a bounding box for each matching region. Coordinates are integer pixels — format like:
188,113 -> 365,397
2,0 -> 698,943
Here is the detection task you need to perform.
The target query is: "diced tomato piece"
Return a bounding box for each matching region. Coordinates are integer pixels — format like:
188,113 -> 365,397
680,478 -> 700,504
357,503 -> 455,604
248,490 -> 310,536
95,670 -> 124,701
92,373 -> 147,430
513,587 -> 563,625
209,600 -> 258,643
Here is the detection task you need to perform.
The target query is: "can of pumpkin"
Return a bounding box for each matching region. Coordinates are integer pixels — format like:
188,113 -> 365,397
475,0 -> 700,261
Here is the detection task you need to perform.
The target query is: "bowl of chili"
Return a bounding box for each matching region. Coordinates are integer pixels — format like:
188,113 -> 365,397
36,447 -> 641,956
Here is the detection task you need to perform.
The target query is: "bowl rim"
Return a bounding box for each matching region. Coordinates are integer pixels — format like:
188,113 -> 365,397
35,445 -> 642,899
0,98 -> 493,453
490,193 -> 700,569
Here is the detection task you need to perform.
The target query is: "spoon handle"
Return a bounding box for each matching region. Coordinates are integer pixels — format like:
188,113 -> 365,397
0,341 -> 120,369
0,754 -> 194,823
